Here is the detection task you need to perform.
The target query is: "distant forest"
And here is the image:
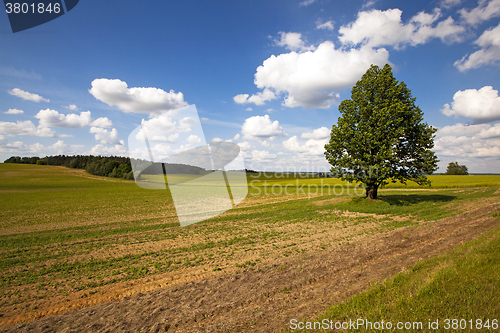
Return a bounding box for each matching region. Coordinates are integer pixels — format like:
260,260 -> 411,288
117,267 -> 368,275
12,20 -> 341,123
3,155 -> 206,180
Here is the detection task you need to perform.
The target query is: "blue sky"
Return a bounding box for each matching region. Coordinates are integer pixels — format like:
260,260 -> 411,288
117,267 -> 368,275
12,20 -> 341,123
1,0 -> 500,173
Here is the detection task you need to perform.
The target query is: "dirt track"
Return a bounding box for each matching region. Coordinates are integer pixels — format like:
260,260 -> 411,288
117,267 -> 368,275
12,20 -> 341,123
3,200 -> 500,333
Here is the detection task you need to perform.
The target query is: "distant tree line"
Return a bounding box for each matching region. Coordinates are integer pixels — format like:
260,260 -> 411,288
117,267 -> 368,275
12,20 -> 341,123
138,161 -> 205,175
4,155 -> 135,180
4,156 -> 41,165
3,155 -> 211,180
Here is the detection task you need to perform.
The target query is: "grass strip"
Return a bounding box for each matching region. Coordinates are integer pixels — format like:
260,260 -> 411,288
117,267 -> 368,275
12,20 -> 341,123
286,225 -> 500,332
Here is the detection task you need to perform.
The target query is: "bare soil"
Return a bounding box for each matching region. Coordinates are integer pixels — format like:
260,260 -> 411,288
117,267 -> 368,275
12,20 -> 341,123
2,199 -> 499,333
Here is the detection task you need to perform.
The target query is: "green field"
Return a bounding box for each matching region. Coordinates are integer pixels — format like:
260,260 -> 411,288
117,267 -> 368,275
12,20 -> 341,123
0,163 -> 499,329
145,172 -> 500,189
0,164 -> 176,231
245,173 -> 500,189
2,164 -> 498,231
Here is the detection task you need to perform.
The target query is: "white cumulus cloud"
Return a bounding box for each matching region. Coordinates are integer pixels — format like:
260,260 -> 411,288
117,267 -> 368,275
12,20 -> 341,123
134,113 -> 197,144
90,117 -> 113,128
435,123 -> 490,137
4,108 -> 23,115
434,123 -> 500,158
476,123 -> 500,139
237,141 -> 251,151
89,144 -> 127,156
420,121 -> 500,172
252,42 -> 389,109
89,127 -> 123,145
301,126 -> 330,140
283,136 -> 307,153
250,150 -> 277,162
459,0 -> 500,25
210,137 -> 223,144
339,8 -> 465,49
0,140 -> 83,157
233,88 -> 277,106
316,20 -> 334,30
0,140 -> 25,154
35,109 -> 113,128
0,120 -> 55,137
89,78 -> 187,114
441,86 -> 500,122
29,140 -> 67,155
187,134 -> 201,143
283,135 -> 328,155
274,32 -> 315,52
8,88 -> 49,102
241,115 -> 287,141
234,94 -> 249,104
455,22 -> 500,71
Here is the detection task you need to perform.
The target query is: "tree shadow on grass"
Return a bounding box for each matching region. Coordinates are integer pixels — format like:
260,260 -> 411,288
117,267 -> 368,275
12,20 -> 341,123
378,194 -> 456,206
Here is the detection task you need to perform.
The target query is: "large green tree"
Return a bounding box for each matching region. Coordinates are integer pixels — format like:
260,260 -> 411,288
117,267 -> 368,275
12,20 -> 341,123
324,64 -> 439,200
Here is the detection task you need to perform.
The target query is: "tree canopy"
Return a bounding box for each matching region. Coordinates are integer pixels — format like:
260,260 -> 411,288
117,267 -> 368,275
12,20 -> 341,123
445,162 -> 468,175
324,64 -> 439,200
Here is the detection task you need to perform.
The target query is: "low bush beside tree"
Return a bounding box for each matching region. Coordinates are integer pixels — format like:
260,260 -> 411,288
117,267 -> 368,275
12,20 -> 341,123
445,162 -> 468,175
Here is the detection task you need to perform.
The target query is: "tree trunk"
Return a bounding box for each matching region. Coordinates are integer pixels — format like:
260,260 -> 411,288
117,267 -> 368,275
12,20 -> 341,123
366,183 -> 378,200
